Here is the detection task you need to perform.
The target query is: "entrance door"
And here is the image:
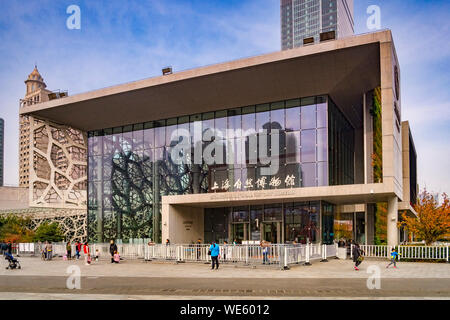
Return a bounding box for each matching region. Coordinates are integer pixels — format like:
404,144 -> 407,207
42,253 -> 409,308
262,222 -> 281,243
231,223 -> 249,243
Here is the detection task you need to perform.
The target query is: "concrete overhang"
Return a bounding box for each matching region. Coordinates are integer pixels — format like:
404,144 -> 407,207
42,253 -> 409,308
399,201 -> 418,218
162,178 -> 398,208
20,30 -> 393,132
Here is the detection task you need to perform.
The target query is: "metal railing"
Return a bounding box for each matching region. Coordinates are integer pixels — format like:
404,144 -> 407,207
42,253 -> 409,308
281,243 -> 338,269
398,245 -> 449,261
350,244 -> 449,262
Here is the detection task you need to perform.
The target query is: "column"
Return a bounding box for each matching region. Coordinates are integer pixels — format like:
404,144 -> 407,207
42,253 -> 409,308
387,196 -> 399,246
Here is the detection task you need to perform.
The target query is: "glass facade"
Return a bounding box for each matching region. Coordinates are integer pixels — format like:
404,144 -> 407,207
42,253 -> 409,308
204,201 -> 328,244
87,95 -> 353,242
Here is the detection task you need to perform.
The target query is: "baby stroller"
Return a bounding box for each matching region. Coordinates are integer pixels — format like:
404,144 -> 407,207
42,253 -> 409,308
4,252 -> 21,270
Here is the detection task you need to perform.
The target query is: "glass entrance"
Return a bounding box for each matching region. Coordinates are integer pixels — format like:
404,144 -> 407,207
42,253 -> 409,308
231,223 -> 249,243
262,222 -> 281,243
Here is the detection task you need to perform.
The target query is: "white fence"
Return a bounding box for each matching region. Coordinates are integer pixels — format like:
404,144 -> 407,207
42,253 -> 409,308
282,244 -> 338,269
351,244 -> 449,262
398,245 -> 449,261
10,241 -> 338,268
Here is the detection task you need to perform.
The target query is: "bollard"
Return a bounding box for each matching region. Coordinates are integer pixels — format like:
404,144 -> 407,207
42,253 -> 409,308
304,244 -> 311,266
320,244 -> 328,262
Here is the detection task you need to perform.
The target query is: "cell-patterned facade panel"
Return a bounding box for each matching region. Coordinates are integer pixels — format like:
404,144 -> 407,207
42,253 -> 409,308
29,116 -> 87,209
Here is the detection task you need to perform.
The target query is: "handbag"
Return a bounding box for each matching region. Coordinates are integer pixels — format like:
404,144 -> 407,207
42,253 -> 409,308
208,249 -> 211,256
357,255 -> 364,262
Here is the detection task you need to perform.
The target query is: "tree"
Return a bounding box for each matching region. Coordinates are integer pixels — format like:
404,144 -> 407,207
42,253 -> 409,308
399,190 -> 450,245
0,214 -> 35,243
33,222 -> 65,242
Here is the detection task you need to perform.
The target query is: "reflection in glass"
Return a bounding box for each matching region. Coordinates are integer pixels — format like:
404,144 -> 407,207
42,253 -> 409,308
301,129 -> 316,163
301,104 -> 316,129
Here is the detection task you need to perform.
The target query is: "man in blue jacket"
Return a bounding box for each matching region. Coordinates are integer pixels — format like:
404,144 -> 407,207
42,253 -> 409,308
209,240 -> 220,270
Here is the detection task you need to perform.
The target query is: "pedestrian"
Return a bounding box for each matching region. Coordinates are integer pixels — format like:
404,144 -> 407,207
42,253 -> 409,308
261,241 -> 270,265
74,240 -> 81,260
66,241 -> 72,260
109,240 -> 117,263
386,248 -> 401,269
94,249 -> 100,262
209,240 -> 220,270
223,241 -> 228,262
196,239 -> 202,261
165,239 -> 170,246
83,241 -> 90,265
352,243 -> 364,270
6,241 -> 12,255
46,241 -> 53,261
113,251 -> 120,263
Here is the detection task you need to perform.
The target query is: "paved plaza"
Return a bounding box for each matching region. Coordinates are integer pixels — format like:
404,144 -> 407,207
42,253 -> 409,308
0,257 -> 449,299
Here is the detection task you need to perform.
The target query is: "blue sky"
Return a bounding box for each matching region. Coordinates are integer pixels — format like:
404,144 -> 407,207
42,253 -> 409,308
0,0 -> 449,196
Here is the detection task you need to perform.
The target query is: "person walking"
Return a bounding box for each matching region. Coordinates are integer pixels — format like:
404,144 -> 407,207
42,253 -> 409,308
110,240 -> 117,263
386,248 -> 401,269
46,241 -> 53,261
352,243 -> 363,270
75,240 -> 81,260
209,240 -> 220,270
196,239 -> 202,261
66,241 -> 72,260
83,242 -> 90,265
6,241 -> 12,255
261,241 -> 270,265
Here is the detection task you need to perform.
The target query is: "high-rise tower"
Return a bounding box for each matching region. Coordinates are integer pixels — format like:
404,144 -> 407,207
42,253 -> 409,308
281,0 -> 354,50
19,66 -> 52,187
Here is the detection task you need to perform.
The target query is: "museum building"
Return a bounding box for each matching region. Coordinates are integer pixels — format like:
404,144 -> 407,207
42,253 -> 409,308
19,30 -> 418,246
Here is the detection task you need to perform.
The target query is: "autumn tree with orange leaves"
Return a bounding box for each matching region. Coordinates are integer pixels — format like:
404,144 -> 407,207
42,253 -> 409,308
399,190 -> 450,245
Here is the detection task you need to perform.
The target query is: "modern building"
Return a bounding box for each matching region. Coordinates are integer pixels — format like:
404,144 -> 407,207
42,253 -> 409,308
19,30 -> 417,246
0,118 -> 4,186
281,0 -> 354,50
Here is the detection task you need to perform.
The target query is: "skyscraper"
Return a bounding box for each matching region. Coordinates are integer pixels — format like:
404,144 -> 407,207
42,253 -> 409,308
0,118 -> 4,186
281,0 -> 354,50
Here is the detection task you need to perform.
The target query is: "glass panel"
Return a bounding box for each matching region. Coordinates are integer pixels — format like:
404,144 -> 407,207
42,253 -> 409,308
132,129 -> 144,151
256,104 -> 270,134
214,113 -> 227,140
301,129 -> 316,163
250,205 -> 263,241
301,163 -> 316,187
317,128 -> 327,162
154,121 -> 165,148
318,162 -> 328,186
286,131 -> 300,164
270,108 -> 285,132
317,102 -> 327,128
143,127 -> 154,149
264,204 -> 282,221
233,206 -> 249,222
301,104 -> 316,130
242,112 -> 256,136
285,106 -> 300,132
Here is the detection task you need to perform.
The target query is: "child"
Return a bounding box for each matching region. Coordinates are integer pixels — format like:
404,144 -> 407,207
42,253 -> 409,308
113,251 -> 120,263
94,249 -> 100,262
386,248 -> 400,268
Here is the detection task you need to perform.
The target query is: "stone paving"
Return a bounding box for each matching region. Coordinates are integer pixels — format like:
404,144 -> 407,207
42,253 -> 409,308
1,256 -> 449,299
1,256 -> 449,279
